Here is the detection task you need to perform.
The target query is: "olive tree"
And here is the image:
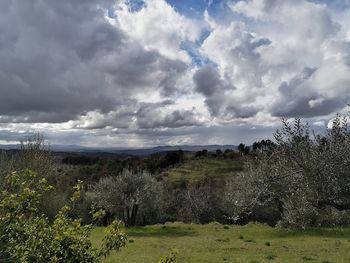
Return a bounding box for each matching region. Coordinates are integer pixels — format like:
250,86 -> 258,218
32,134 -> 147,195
18,133 -> 55,177
92,170 -> 164,226
0,133 -> 55,186
225,114 -> 350,228
181,182 -> 225,223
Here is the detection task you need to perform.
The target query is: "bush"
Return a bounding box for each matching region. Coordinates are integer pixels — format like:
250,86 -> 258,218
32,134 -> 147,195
158,249 -> 178,263
0,170 -> 126,262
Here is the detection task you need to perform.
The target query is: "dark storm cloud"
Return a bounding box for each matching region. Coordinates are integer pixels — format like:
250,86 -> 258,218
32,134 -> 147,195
0,0 -> 187,124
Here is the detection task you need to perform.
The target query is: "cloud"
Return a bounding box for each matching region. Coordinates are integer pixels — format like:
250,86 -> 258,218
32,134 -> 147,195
270,38 -> 350,118
192,65 -> 226,120
0,0 -> 190,125
136,102 -> 203,129
0,0 -> 350,147
115,0 -> 204,62
270,67 -> 345,117
199,0 -> 350,120
193,64 -> 259,119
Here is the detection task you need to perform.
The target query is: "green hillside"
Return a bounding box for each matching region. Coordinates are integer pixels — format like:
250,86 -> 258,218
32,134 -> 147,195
161,158 -> 243,186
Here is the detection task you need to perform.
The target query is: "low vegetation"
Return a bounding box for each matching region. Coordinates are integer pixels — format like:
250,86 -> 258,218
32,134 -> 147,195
162,158 -> 243,186
91,222 -> 350,263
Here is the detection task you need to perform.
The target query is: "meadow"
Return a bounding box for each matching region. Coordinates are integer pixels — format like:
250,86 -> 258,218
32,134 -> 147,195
91,222 -> 350,263
162,157 -> 243,185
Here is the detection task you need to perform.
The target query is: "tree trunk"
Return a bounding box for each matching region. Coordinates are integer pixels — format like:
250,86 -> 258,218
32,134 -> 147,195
131,205 -> 139,226
125,206 -> 131,226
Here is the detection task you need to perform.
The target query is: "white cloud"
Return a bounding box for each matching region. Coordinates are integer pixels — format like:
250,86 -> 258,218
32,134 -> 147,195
0,0 -> 350,147
115,0 -> 203,62
198,0 -> 350,122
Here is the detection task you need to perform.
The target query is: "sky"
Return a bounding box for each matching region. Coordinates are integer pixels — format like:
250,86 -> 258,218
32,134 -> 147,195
0,0 -> 349,147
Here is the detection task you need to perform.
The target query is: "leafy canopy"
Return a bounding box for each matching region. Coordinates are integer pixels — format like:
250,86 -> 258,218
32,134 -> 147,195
0,169 -> 127,263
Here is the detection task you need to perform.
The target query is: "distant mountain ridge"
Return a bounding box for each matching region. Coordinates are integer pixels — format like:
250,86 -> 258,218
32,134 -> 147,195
0,144 -> 238,156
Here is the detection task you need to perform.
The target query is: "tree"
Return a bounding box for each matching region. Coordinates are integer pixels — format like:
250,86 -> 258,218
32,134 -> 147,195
225,114 -> 350,228
252,139 -> 275,152
182,182 -> 224,223
165,150 -> 184,167
244,146 -> 250,155
238,143 -> 245,155
0,169 -> 126,262
92,170 -> 164,226
252,141 -> 261,151
18,133 -> 55,178
1,133 -> 55,189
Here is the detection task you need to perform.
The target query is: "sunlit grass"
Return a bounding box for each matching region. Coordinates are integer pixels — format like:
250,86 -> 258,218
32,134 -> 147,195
162,158 -> 243,185
91,222 -> 350,263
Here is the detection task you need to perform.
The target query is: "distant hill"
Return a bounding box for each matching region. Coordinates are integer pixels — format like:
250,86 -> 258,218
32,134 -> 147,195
0,144 -> 238,157
107,145 -> 238,156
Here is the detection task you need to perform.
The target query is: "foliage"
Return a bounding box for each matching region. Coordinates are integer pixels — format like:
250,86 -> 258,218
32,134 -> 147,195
252,139 -> 276,152
238,143 -> 245,154
0,134 -> 53,186
194,149 -> 208,158
0,169 -> 126,263
91,170 -> 164,226
164,150 -> 185,167
225,114 -> 350,228
18,133 -> 55,178
62,155 -> 101,166
181,181 -> 225,223
158,249 -> 178,263
0,151 -> 14,188
163,158 -> 243,186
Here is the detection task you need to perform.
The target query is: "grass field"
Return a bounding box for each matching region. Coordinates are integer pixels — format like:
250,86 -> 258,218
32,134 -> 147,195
162,158 -> 243,185
91,222 -> 350,263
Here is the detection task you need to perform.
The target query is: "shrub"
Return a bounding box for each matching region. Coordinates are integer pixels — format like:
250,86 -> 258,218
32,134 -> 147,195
158,249 -> 178,263
0,169 -> 126,263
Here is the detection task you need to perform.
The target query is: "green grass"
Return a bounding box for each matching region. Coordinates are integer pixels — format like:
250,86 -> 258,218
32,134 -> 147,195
91,222 -> 350,263
162,158 -> 243,185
